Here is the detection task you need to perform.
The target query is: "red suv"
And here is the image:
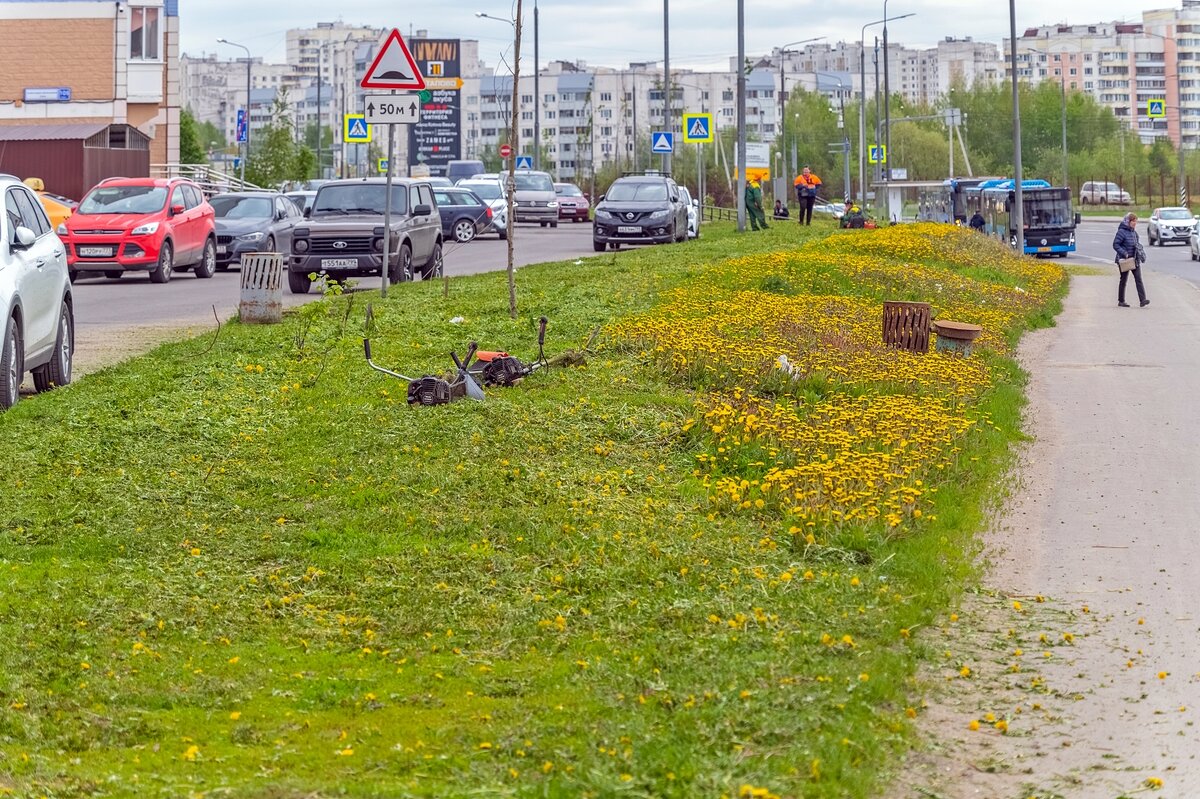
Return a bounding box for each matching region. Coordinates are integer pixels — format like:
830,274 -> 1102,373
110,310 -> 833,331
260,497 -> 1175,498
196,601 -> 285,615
62,177 -> 216,283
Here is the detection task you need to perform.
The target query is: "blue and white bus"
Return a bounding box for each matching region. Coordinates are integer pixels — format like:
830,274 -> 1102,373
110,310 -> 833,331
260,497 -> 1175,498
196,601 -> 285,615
964,179 -> 1079,257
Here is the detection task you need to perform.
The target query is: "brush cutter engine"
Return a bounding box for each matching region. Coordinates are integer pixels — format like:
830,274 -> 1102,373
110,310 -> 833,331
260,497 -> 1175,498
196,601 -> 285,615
407,376 -> 453,406
480,355 -> 530,387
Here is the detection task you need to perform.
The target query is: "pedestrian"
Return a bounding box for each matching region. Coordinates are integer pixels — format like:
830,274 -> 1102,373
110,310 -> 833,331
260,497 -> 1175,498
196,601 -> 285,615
745,179 -> 768,231
1112,212 -> 1149,308
773,199 -> 789,220
968,210 -> 986,232
793,166 -> 822,225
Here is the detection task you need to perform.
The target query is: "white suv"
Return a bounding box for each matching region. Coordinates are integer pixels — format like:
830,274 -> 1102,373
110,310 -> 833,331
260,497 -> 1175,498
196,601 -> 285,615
1079,181 -> 1131,205
0,174 -> 74,408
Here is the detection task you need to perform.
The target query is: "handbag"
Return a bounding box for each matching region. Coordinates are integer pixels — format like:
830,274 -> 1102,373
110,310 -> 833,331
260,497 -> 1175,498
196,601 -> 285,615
1117,257 -> 1136,273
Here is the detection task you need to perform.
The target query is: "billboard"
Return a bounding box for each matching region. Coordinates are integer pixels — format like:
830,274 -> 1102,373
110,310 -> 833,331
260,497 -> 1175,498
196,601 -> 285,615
407,38 -> 462,176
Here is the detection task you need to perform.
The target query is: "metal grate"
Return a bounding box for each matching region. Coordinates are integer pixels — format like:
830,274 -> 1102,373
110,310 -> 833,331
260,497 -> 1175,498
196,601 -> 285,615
310,237 -> 373,254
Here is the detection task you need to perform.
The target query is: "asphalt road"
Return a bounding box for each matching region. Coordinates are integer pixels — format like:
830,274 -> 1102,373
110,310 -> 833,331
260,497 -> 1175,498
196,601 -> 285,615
1074,217 -> 1200,286
67,221 -> 596,375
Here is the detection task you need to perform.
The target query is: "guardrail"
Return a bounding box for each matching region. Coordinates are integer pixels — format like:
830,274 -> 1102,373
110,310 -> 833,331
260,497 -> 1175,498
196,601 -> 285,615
151,163 -> 263,195
702,205 -> 739,222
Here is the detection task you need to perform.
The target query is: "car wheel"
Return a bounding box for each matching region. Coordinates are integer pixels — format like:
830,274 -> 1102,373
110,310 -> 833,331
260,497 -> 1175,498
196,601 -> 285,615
540,222 -> 547,228
149,241 -> 173,284
287,270 -> 312,294
453,219 -> 477,243
104,270 -> 123,280
390,243 -> 413,284
498,229 -> 508,241
265,235 -> 276,254
551,221 -> 558,228
194,238 -> 216,278
0,316 -> 22,410
421,242 -> 444,280
593,240 -> 606,252
32,301 -> 72,393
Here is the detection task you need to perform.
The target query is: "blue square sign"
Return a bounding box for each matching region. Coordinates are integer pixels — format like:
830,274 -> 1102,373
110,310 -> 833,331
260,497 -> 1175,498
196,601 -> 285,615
651,131 -> 674,154
516,155 -> 533,170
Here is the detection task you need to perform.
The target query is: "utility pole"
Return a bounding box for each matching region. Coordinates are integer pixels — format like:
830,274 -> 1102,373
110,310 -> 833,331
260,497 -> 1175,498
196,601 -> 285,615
506,0 -> 523,319
534,0 -> 540,170
662,0 -> 671,173
736,0 -> 746,232
1009,0 -> 1024,252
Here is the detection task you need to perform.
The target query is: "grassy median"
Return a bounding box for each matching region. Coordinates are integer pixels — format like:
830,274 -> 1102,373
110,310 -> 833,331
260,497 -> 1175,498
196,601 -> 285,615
0,221 -> 1064,798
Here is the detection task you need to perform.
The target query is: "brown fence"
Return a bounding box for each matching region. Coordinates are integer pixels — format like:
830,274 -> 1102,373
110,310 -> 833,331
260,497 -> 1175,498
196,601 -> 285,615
1076,176 -> 1198,209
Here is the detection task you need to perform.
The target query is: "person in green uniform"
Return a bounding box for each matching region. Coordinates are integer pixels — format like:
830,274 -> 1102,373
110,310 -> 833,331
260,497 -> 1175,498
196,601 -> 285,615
745,179 -> 768,231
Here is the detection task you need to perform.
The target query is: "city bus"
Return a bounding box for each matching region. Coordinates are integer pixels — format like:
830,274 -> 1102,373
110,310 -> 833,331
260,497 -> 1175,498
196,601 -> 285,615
964,178 -> 1079,257
917,177 -> 998,224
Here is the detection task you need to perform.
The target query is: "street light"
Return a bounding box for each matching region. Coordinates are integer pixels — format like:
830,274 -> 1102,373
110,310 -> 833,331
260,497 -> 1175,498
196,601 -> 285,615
1141,28 -> 1186,207
776,36 -> 826,186
217,38 -> 250,184
1021,45 -> 1074,188
859,13 -> 914,203
816,71 -> 852,199
478,7 -> 541,169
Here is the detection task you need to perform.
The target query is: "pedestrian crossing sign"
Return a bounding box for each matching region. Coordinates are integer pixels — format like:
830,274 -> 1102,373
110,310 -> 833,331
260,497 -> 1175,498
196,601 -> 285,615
651,131 -> 674,154
1148,99 -> 1166,118
377,158 -> 389,173
344,114 -> 371,143
868,144 -> 887,164
682,113 -> 714,143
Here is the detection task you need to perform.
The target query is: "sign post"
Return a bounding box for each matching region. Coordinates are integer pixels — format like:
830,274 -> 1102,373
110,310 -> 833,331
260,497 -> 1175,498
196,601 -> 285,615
682,113 -> 713,235
361,28 -> 426,298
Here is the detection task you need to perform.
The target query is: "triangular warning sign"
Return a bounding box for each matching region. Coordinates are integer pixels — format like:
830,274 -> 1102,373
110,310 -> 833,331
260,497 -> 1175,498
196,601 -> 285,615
361,29 -> 426,90
688,118 -> 708,138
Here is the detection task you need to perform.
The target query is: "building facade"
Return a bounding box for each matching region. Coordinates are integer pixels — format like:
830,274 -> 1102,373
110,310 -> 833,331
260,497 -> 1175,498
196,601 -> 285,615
0,0 -> 180,170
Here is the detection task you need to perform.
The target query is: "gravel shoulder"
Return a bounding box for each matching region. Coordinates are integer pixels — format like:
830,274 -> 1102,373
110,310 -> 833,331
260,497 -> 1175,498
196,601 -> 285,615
893,270 -> 1200,798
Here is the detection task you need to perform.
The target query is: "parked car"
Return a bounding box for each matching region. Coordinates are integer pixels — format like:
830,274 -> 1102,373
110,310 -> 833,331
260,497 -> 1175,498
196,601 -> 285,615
210,191 -> 303,270
592,173 -> 689,252
284,191 -> 317,216
678,185 -> 699,238
427,177 -> 454,188
62,177 -> 216,284
1147,206 -> 1196,246
287,177 -> 443,294
554,182 -> 590,222
1079,181 -> 1131,205
432,187 -> 497,243
22,178 -> 75,231
456,178 -> 508,239
446,159 -> 486,185
512,170 -> 559,227
0,174 -> 73,408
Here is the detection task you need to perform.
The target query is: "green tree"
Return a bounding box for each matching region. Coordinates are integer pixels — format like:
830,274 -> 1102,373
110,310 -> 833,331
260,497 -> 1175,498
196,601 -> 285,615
246,91 -> 298,188
179,108 -> 205,164
293,146 -> 317,182
197,120 -> 225,153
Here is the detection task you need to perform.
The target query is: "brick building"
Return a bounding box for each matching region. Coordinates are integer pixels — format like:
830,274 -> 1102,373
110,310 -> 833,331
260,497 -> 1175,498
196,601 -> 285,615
0,0 -> 180,172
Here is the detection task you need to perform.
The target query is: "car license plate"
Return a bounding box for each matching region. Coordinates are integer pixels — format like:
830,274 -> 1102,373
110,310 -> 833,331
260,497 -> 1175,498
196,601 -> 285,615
216,245 -> 228,255
78,246 -> 113,257
617,226 -> 641,234
321,258 -> 357,269
1037,246 -> 1051,252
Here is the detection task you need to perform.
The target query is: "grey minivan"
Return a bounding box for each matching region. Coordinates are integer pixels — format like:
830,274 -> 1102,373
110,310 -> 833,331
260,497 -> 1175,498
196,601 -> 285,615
512,170 -> 559,227
446,160 -> 486,185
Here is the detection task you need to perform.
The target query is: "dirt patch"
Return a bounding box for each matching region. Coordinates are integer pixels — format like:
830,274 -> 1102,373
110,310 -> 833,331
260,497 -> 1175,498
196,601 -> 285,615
73,322 -> 214,378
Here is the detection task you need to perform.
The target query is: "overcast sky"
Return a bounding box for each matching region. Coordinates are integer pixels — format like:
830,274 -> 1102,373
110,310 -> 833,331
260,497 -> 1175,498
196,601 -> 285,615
183,0 -> 1169,72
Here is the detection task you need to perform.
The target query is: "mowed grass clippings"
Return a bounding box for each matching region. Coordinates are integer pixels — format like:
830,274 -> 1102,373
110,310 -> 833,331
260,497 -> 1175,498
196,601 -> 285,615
0,220 -> 1064,798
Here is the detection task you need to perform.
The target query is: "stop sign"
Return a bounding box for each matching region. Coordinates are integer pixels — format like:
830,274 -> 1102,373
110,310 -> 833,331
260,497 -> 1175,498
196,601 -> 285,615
499,143 -> 512,158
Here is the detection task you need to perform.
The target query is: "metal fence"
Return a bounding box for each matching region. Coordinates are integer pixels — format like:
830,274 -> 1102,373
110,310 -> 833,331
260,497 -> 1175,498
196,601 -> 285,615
1076,175 -> 1196,209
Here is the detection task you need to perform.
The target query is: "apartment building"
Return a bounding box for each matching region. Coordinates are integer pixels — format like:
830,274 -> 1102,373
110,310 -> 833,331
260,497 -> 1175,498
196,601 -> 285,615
0,0 -> 180,167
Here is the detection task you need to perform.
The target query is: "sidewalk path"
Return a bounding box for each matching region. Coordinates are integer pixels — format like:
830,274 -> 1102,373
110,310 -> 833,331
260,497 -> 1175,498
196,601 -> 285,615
899,268 -> 1200,797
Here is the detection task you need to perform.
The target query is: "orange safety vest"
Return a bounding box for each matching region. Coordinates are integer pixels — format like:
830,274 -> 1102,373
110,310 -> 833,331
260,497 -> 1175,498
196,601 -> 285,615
793,172 -> 822,188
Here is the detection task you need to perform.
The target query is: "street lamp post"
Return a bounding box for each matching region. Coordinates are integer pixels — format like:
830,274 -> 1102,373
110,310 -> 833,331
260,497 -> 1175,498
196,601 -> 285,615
217,38 -> 251,184
859,14 -> 913,203
1143,29 -> 1186,208
1008,0 -> 1024,251
776,36 -> 826,187
816,72 -> 852,199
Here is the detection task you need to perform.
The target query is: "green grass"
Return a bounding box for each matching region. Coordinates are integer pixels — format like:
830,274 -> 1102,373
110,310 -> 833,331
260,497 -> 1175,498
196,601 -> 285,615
0,218 -> 1058,798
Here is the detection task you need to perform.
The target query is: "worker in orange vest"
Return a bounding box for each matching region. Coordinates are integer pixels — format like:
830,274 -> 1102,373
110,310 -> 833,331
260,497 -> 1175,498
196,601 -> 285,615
793,166 -> 822,226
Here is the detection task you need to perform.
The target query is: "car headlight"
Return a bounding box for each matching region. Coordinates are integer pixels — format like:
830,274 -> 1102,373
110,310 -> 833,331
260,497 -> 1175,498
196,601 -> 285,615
235,231 -> 266,242
131,222 -> 159,236
595,210 -> 613,220
56,222 -> 68,236
547,201 -> 559,209
648,209 -> 672,221
294,239 -> 310,253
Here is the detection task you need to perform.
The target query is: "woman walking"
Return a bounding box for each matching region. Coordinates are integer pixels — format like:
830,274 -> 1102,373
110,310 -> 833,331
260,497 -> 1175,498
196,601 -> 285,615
1112,212 -> 1149,307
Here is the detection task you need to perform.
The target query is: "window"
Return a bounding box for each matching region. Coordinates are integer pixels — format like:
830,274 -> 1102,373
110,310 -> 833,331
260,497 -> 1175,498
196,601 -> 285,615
130,6 -> 161,60
170,186 -> 188,210
600,92 -> 612,101
521,94 -> 533,103
183,185 -> 203,209
8,188 -> 49,239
